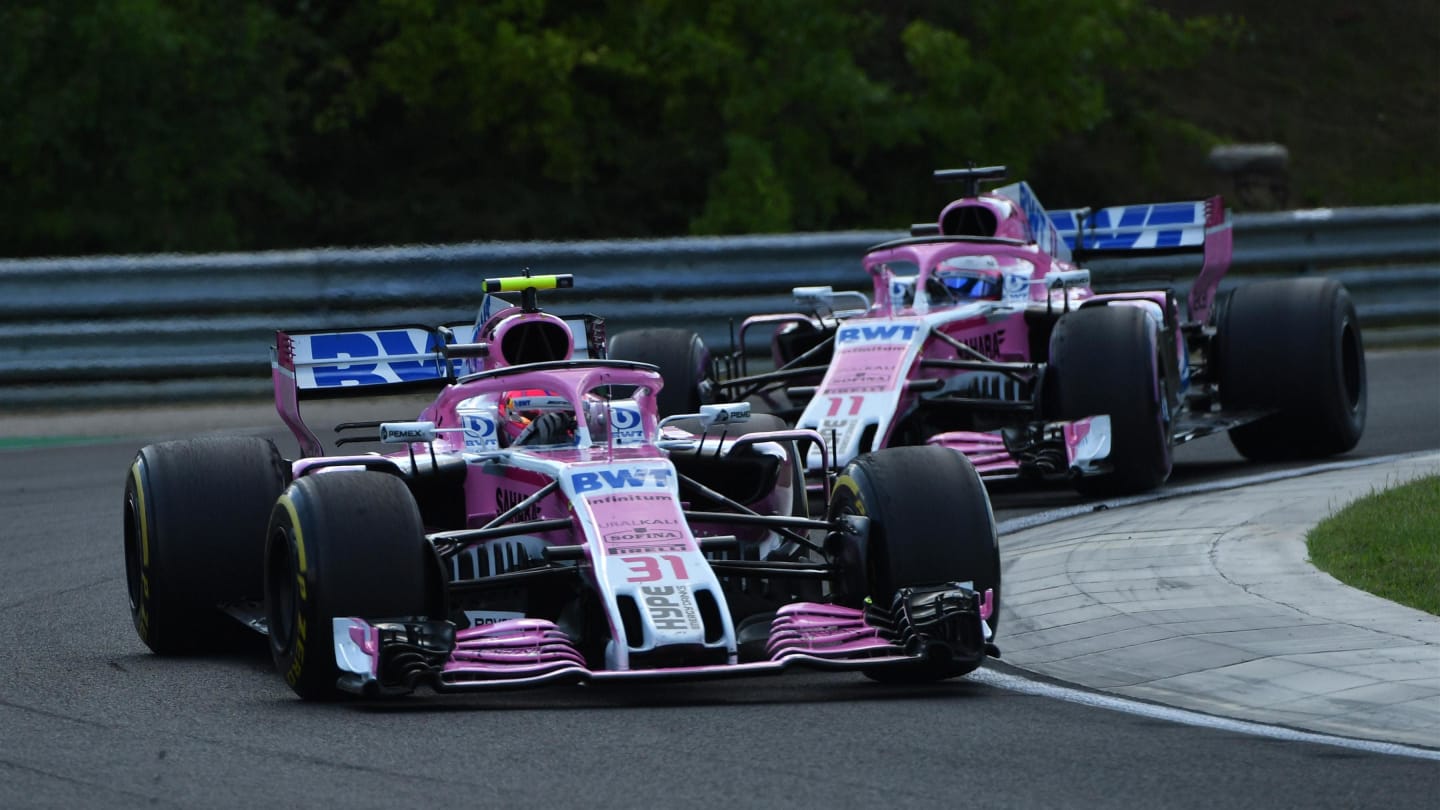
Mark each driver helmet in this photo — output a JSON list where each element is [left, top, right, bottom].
[[498, 389, 571, 444], [938, 272, 1000, 299]]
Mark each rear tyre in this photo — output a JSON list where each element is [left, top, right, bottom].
[[123, 436, 288, 654], [1217, 278, 1366, 460], [265, 472, 435, 700], [1048, 305, 1172, 496], [608, 328, 714, 416], [827, 446, 999, 682]]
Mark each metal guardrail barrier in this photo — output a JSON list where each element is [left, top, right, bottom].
[[1, 205, 1437, 407]]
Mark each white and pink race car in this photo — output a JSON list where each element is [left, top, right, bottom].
[[615, 166, 1367, 497], [123, 274, 1001, 700]]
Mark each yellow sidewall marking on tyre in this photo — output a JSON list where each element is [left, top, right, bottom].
[[276, 494, 307, 577], [129, 461, 152, 640], [275, 492, 309, 686], [834, 474, 865, 516], [129, 462, 150, 566]]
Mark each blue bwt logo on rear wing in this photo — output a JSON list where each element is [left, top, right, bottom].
[[1050, 201, 1218, 253], [274, 317, 596, 393], [276, 326, 463, 391]]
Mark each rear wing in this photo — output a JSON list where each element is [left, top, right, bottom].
[[272, 314, 603, 396], [1049, 198, 1227, 255], [273, 325, 459, 395], [271, 324, 460, 457], [271, 313, 602, 456], [1049, 196, 1234, 325]]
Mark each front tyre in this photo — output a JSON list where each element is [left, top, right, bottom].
[[827, 446, 999, 682], [123, 436, 288, 654], [1217, 278, 1366, 460], [265, 472, 436, 700], [1048, 304, 1173, 497]]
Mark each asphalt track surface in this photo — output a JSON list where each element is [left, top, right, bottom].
[[1, 349, 1437, 809]]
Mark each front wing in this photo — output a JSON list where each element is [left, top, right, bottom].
[[928, 415, 1113, 480], [330, 585, 995, 696]]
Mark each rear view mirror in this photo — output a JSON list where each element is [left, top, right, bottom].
[[379, 421, 437, 444], [698, 402, 751, 430]]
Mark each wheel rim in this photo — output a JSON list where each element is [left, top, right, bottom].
[[1340, 319, 1363, 412], [266, 527, 298, 654], [828, 485, 873, 604], [123, 493, 144, 613], [1157, 357, 1174, 464]]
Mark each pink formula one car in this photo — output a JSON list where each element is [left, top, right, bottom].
[[615, 166, 1366, 497], [123, 274, 1001, 700]]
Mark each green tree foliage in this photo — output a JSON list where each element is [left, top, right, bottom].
[[0, 0, 298, 255], [0, 0, 1227, 255], [892, 0, 1225, 174]]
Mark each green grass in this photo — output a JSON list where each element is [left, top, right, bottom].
[[1307, 475, 1440, 616]]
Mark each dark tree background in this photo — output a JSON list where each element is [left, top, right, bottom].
[[0, 0, 1433, 257]]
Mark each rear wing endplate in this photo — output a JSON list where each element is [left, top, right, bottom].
[[993, 181, 1072, 263]]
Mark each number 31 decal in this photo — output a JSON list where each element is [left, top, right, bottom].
[[623, 555, 690, 582]]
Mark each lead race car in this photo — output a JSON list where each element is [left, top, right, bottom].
[[615, 166, 1366, 497], [123, 274, 1001, 700]]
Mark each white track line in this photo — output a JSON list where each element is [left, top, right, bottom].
[[972, 667, 1440, 761]]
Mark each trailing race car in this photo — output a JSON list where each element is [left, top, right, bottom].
[[612, 166, 1367, 497], [123, 274, 1001, 700]]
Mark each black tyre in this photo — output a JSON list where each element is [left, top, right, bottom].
[[827, 446, 999, 681], [123, 436, 289, 654], [265, 471, 435, 700], [608, 328, 714, 416], [1048, 305, 1172, 496], [1217, 278, 1366, 460]]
